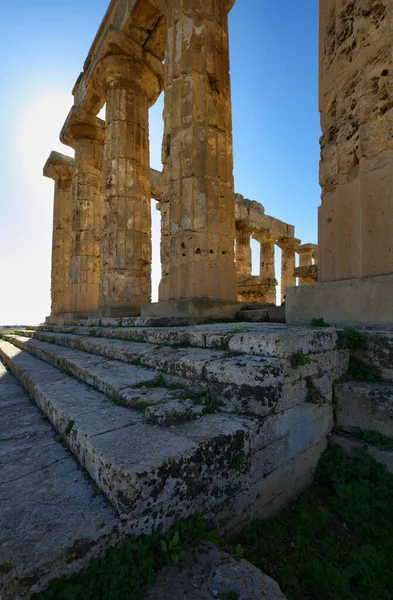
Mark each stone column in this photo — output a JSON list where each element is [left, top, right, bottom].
[[157, 0, 238, 314], [277, 238, 301, 304], [319, 0, 393, 283], [43, 152, 74, 320], [60, 106, 105, 319], [92, 50, 163, 317], [236, 225, 252, 279], [296, 243, 318, 286], [255, 232, 277, 303]]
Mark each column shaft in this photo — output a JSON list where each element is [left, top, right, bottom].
[[60, 106, 105, 318], [43, 152, 74, 317], [70, 138, 104, 314], [277, 238, 300, 304], [236, 227, 252, 279], [100, 82, 151, 312], [159, 0, 237, 302], [259, 234, 276, 303]]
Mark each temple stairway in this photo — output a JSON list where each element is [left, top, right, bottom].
[[1, 321, 392, 596]]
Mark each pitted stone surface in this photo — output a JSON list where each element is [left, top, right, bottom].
[[0, 363, 121, 600], [145, 399, 205, 426], [335, 381, 393, 437], [145, 542, 287, 600]]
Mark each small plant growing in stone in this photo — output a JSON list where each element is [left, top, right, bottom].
[[135, 374, 166, 389], [347, 357, 382, 382], [138, 400, 154, 413], [65, 419, 75, 436], [305, 377, 326, 405], [337, 327, 368, 350], [203, 396, 222, 414], [290, 350, 311, 369], [110, 390, 125, 406], [230, 455, 251, 473], [310, 317, 329, 328], [352, 428, 393, 451]]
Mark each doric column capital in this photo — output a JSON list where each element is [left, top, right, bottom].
[[43, 151, 74, 181], [276, 237, 301, 251], [92, 28, 164, 107], [60, 106, 105, 149], [296, 243, 318, 257], [253, 231, 277, 244]]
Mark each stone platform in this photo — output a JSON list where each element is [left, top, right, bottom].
[[0, 321, 373, 596]]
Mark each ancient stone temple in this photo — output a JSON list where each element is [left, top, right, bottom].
[[288, 0, 393, 326], [43, 0, 304, 324]]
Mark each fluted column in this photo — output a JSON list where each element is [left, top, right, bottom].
[[91, 50, 162, 317], [159, 0, 237, 305], [236, 225, 252, 279], [43, 152, 74, 319], [277, 238, 301, 304], [255, 232, 277, 304], [61, 106, 105, 318]]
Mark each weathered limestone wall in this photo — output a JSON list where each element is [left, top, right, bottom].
[[43, 152, 74, 318], [159, 0, 237, 303], [61, 107, 105, 318], [319, 0, 393, 282]]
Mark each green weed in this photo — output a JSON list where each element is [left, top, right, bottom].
[[289, 351, 311, 369]]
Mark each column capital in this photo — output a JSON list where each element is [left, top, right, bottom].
[[253, 231, 277, 244], [296, 243, 318, 256], [43, 151, 74, 181], [276, 237, 301, 251], [92, 28, 164, 107], [60, 106, 105, 149]]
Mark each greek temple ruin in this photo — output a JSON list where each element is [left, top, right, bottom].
[[43, 0, 321, 325], [2, 2, 393, 596]]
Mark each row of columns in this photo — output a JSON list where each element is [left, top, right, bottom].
[[45, 32, 163, 321], [235, 226, 302, 304]]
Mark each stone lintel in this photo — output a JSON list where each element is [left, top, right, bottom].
[[286, 273, 393, 327], [43, 152, 74, 180], [60, 106, 105, 149], [141, 299, 241, 320]]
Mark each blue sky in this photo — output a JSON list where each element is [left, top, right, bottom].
[[0, 0, 320, 325]]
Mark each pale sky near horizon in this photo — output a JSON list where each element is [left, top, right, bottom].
[[0, 0, 320, 325]]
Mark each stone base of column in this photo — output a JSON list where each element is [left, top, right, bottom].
[[89, 306, 142, 319], [45, 312, 89, 325], [286, 274, 393, 327], [141, 298, 240, 320]]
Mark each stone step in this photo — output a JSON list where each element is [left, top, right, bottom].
[[335, 381, 393, 437], [355, 330, 393, 382], [238, 306, 285, 323], [2, 331, 348, 418], [0, 360, 122, 599], [0, 339, 258, 533], [329, 433, 393, 474], [1, 333, 205, 411], [18, 322, 340, 357]]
